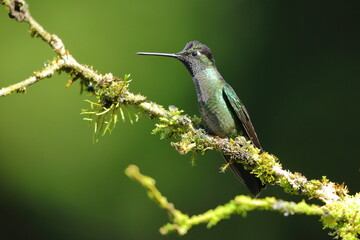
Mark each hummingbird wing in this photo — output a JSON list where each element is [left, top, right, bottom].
[[223, 84, 265, 197], [223, 84, 262, 149]]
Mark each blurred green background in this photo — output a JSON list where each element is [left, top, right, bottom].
[[1, 0, 359, 239]]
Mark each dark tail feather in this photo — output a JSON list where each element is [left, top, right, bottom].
[[223, 154, 265, 197]]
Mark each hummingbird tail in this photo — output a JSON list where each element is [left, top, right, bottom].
[[223, 154, 265, 197]]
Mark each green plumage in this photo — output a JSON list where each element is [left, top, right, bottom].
[[137, 41, 265, 196]]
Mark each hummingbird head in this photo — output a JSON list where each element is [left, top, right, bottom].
[[137, 41, 216, 76]]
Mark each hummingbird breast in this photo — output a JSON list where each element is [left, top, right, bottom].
[[193, 68, 241, 138]]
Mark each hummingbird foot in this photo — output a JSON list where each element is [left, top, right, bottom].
[[220, 161, 234, 173]]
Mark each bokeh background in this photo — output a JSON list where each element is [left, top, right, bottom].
[[0, 0, 359, 239]]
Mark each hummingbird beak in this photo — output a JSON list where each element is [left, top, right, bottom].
[[136, 52, 179, 58]]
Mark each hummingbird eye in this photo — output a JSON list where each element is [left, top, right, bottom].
[[191, 51, 198, 57]]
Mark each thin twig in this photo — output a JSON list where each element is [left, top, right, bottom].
[[125, 165, 325, 235]]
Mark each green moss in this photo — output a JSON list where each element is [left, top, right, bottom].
[[80, 74, 135, 141], [321, 194, 360, 239]]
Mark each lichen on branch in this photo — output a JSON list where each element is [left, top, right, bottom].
[[1, 1, 359, 239], [125, 165, 326, 235]]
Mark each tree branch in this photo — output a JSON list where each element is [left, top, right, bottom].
[[1, 1, 359, 239], [125, 165, 325, 235]]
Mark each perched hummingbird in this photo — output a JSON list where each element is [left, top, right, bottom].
[[137, 41, 265, 196]]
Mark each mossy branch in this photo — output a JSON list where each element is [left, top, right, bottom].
[[125, 165, 325, 235], [1, 1, 359, 239]]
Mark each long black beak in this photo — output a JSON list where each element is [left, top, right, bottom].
[[136, 52, 179, 58]]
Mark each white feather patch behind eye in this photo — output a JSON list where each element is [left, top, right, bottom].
[[197, 51, 201, 55]]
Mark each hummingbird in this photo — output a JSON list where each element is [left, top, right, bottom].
[[137, 41, 265, 197]]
